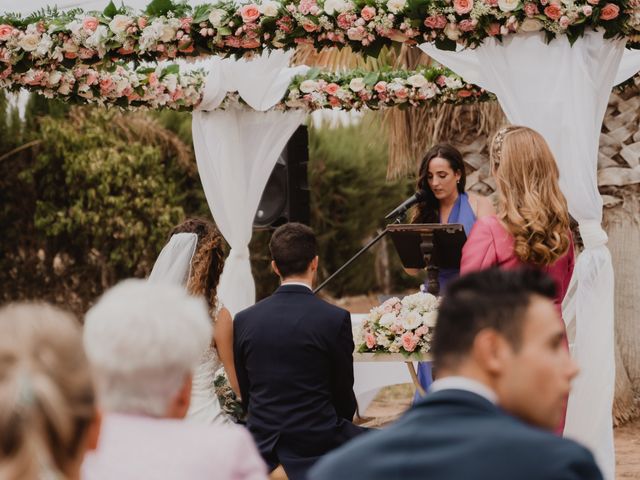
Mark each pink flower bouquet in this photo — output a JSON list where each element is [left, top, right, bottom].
[[356, 292, 439, 357]]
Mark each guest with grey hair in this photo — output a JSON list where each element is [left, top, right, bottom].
[[81, 279, 267, 480]]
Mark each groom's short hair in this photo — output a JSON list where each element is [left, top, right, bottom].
[[433, 268, 556, 370], [270, 222, 317, 278]]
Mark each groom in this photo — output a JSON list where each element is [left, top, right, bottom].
[[234, 223, 366, 480]]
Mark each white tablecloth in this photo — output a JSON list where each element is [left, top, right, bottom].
[[351, 314, 414, 413]]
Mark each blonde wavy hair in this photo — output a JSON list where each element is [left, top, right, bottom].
[[170, 218, 226, 316], [490, 126, 571, 266], [0, 303, 96, 480]]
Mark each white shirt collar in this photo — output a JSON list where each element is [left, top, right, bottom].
[[429, 376, 498, 405], [281, 281, 312, 291]]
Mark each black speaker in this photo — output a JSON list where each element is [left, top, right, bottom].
[[253, 126, 310, 229]]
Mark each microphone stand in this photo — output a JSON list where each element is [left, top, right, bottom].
[[313, 212, 405, 295]]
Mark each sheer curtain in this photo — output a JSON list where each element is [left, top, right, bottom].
[[192, 51, 306, 316], [420, 31, 640, 479]]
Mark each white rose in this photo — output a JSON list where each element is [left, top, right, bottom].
[[498, 0, 520, 12], [18, 33, 40, 52], [386, 0, 407, 14], [379, 312, 396, 327], [109, 15, 133, 35], [48, 71, 62, 85], [444, 76, 463, 89], [420, 84, 438, 99], [164, 74, 178, 92], [444, 23, 461, 41], [208, 8, 227, 27], [85, 25, 108, 49], [421, 311, 438, 328], [160, 25, 176, 43], [520, 18, 543, 32], [260, 1, 280, 17], [402, 311, 422, 330], [35, 34, 53, 57], [323, 0, 348, 15], [349, 77, 365, 92], [407, 74, 428, 88], [376, 334, 391, 348], [299, 79, 319, 93]]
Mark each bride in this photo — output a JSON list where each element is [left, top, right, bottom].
[[149, 218, 240, 425]]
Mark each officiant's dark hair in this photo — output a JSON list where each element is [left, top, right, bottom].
[[432, 268, 556, 370], [413, 143, 466, 224], [270, 223, 317, 278]]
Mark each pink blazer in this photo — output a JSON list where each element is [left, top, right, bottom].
[[461, 216, 575, 307], [82, 414, 268, 480]]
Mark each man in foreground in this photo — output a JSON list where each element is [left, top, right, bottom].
[[234, 223, 366, 480], [309, 268, 602, 480]]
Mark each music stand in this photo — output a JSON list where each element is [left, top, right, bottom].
[[387, 223, 467, 295]]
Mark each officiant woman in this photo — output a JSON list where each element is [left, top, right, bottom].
[[407, 143, 494, 394]]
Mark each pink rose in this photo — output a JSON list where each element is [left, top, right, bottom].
[[435, 75, 447, 87], [586, 0, 599, 4], [459, 19, 476, 31], [276, 16, 294, 33], [600, 3, 620, 20], [361, 6, 377, 21], [324, 82, 340, 95], [365, 333, 376, 349], [415, 326, 428, 337], [486, 22, 500, 35], [82, 16, 99, 31], [138, 17, 148, 29], [374, 81, 387, 93], [240, 4, 261, 23], [544, 4, 562, 20], [99, 77, 114, 94], [582, 5, 593, 15], [329, 96, 341, 107], [298, 0, 317, 15], [181, 17, 192, 31], [302, 20, 319, 32], [524, 2, 539, 16], [395, 87, 408, 99], [86, 72, 98, 85], [453, 0, 473, 15], [225, 36, 242, 48], [401, 332, 418, 352], [148, 72, 159, 87], [337, 12, 357, 29], [424, 15, 447, 29], [458, 89, 472, 97], [483, 0, 499, 6], [347, 26, 366, 41], [241, 37, 261, 48], [558, 15, 570, 28], [78, 48, 95, 60], [0, 25, 16, 41]]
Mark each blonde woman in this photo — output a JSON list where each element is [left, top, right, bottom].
[[0, 303, 100, 480], [460, 126, 575, 432]]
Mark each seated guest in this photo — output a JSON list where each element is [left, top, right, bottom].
[[0, 303, 100, 480], [81, 280, 267, 480], [309, 268, 602, 480], [234, 223, 366, 480]]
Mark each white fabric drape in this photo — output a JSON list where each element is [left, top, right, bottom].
[[148, 233, 198, 286], [420, 31, 640, 479], [192, 51, 306, 316]]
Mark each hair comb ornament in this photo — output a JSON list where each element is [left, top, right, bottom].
[[491, 127, 510, 165]]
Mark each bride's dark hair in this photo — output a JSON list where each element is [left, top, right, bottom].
[[170, 218, 225, 316]]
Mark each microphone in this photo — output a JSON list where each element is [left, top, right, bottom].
[[384, 190, 429, 220]]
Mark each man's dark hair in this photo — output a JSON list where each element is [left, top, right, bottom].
[[269, 223, 317, 278], [432, 268, 557, 369]]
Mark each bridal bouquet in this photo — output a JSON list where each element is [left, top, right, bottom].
[[356, 292, 439, 357]]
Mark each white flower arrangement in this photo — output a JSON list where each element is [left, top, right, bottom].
[[356, 292, 440, 357]]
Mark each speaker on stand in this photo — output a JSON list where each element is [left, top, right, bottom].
[[253, 126, 310, 229]]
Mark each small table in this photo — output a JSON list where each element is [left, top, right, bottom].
[[354, 352, 432, 397]]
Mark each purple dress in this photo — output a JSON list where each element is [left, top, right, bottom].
[[415, 193, 476, 398]]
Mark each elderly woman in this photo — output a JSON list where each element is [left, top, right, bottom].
[[81, 279, 267, 480]]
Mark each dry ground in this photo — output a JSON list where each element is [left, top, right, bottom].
[[269, 294, 640, 479]]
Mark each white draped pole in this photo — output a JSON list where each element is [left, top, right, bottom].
[[192, 51, 306, 316], [420, 31, 640, 480]]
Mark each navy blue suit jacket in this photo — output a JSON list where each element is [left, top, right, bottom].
[[234, 284, 363, 470], [309, 389, 603, 480]]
